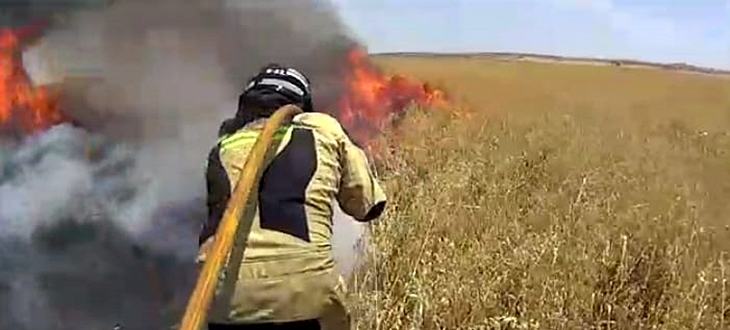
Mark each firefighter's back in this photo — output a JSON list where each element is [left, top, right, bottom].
[[208, 111, 355, 326]]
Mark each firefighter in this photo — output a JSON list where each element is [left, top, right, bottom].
[[198, 64, 387, 330]]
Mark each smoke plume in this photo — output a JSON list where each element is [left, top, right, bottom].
[[0, 0, 367, 329]]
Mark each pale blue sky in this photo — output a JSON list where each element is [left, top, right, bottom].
[[331, 0, 730, 69]]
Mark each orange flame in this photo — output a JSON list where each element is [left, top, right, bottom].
[[0, 28, 64, 136], [333, 47, 448, 145]]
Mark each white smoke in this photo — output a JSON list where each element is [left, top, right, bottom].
[[0, 0, 369, 328], [0, 124, 200, 330], [332, 206, 366, 278], [1, 125, 97, 239]]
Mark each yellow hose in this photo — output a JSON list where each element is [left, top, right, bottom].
[[177, 104, 304, 330]]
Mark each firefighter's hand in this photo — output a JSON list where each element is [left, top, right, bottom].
[[196, 236, 215, 264]]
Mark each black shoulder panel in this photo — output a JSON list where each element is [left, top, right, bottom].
[[257, 128, 317, 242]]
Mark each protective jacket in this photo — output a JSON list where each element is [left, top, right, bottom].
[[199, 111, 386, 327]]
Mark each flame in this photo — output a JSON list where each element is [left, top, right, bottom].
[[332, 47, 448, 146], [0, 27, 64, 136]]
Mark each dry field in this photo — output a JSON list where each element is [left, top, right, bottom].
[[348, 55, 730, 330]]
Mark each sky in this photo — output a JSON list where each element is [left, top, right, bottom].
[[331, 0, 730, 70]]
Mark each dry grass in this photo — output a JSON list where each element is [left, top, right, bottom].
[[347, 56, 730, 330]]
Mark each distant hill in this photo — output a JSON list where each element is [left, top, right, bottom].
[[373, 52, 730, 77]]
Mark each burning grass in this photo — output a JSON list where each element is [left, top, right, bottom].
[[348, 56, 730, 329]]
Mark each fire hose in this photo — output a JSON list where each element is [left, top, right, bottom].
[[177, 104, 303, 330]]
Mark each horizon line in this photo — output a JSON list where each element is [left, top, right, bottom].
[[370, 51, 730, 75]]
